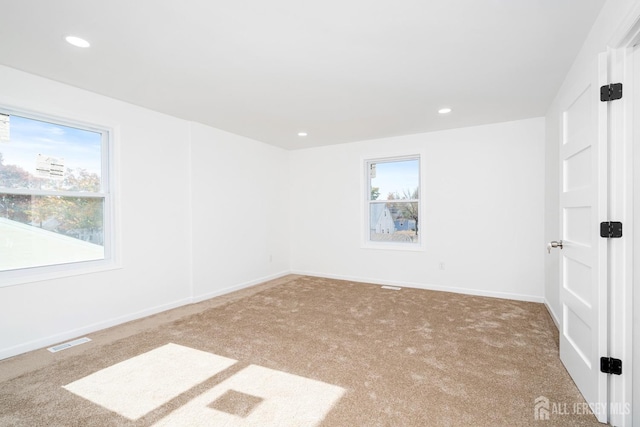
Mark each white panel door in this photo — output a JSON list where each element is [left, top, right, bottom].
[[558, 53, 608, 423]]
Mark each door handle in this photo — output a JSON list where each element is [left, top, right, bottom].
[[547, 240, 563, 254]]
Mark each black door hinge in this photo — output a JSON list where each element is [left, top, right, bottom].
[[600, 357, 622, 375], [600, 221, 623, 238], [600, 83, 623, 102]]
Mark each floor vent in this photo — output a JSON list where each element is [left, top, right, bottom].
[[48, 337, 92, 353], [381, 285, 402, 291]]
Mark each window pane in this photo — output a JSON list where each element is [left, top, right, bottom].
[[0, 194, 104, 271], [369, 201, 419, 243], [370, 159, 419, 201], [0, 115, 102, 191]]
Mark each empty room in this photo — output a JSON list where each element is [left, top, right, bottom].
[[1, 0, 640, 426]]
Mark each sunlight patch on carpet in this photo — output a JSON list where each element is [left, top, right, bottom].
[[208, 389, 264, 418], [63, 343, 237, 420], [152, 364, 346, 427]]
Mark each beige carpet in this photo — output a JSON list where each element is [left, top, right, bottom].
[[0, 275, 601, 426]]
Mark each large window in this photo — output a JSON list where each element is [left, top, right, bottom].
[[364, 155, 422, 249], [0, 110, 112, 276]]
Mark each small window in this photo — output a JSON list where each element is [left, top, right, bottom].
[[0, 110, 113, 276], [365, 155, 421, 248]]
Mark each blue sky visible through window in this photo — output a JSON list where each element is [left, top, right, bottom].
[[371, 159, 419, 200], [1, 115, 102, 177]]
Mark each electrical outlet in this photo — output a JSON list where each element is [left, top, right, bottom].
[[439, 262, 445, 270]]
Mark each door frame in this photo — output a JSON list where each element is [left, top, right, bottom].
[[632, 43, 640, 427], [606, 7, 640, 426]]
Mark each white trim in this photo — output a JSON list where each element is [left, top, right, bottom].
[[607, 45, 631, 427], [0, 296, 192, 361], [0, 267, 544, 360], [605, 12, 640, 425], [360, 240, 425, 252], [191, 270, 290, 303], [0, 259, 122, 288], [608, 2, 640, 48], [632, 41, 640, 427], [544, 299, 560, 330], [0, 270, 291, 360], [596, 50, 610, 425], [0, 188, 105, 198], [361, 152, 426, 252], [292, 270, 544, 303], [107, 122, 122, 271], [0, 105, 122, 287], [187, 122, 195, 299], [0, 105, 112, 136]]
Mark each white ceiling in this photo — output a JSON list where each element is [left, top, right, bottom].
[[0, 0, 605, 150]]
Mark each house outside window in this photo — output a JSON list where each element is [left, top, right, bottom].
[[364, 154, 423, 250], [0, 109, 115, 283]]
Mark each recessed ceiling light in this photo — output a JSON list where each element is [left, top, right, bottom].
[[438, 108, 452, 114], [65, 36, 91, 48], [298, 132, 308, 137]]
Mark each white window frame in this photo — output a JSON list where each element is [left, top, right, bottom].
[[362, 153, 426, 251], [0, 106, 120, 287]]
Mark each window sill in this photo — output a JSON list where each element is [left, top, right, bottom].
[[361, 241, 426, 252], [0, 259, 122, 288]]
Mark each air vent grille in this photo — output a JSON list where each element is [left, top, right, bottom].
[[48, 337, 91, 353]]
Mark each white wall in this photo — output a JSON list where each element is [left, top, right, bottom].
[[0, 65, 191, 359], [0, 66, 290, 359], [190, 123, 290, 301], [290, 118, 545, 301]]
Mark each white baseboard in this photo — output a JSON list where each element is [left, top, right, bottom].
[[1, 269, 542, 361], [292, 270, 545, 303], [543, 299, 560, 330], [0, 270, 291, 361], [0, 297, 192, 361], [190, 270, 291, 303]]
